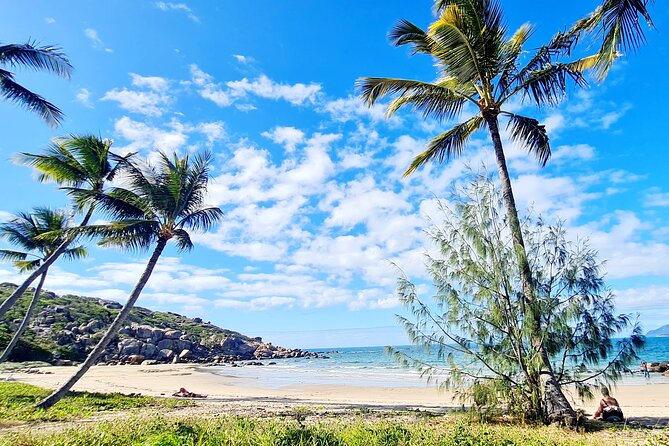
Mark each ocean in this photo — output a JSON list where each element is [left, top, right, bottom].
[[209, 337, 669, 388]]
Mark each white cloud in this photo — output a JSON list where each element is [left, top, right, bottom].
[[189, 65, 321, 109], [551, 144, 595, 164], [155, 1, 199, 22], [233, 54, 254, 64], [323, 96, 395, 124], [261, 126, 305, 153], [84, 28, 113, 53], [102, 73, 171, 116], [130, 73, 169, 91], [227, 75, 321, 106], [45, 17, 56, 24], [75, 88, 93, 108], [113, 116, 188, 153], [197, 121, 226, 146], [645, 189, 669, 207], [189, 64, 233, 107]]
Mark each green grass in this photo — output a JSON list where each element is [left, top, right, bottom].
[[0, 383, 666, 445], [2, 415, 667, 446], [0, 382, 189, 423]]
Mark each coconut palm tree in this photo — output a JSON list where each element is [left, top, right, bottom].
[[35, 151, 223, 409], [360, 4, 576, 423], [0, 208, 86, 363], [0, 136, 131, 321], [358, 0, 655, 423], [0, 41, 72, 127]]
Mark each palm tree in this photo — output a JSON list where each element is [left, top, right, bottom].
[[0, 208, 86, 363], [35, 151, 223, 409], [0, 136, 131, 321], [0, 41, 72, 127], [358, 0, 653, 423]]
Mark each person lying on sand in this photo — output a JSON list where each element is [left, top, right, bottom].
[[172, 387, 207, 398], [593, 387, 624, 422]]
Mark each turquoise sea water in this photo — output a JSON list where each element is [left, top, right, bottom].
[[209, 337, 669, 388]]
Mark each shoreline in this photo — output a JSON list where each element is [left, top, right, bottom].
[[3, 363, 669, 423]]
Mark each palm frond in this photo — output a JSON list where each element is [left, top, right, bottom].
[[0, 249, 29, 263], [14, 259, 41, 272], [173, 229, 194, 252], [0, 71, 63, 127], [389, 19, 432, 54], [503, 113, 551, 166], [427, 6, 484, 85], [496, 23, 534, 98], [506, 55, 598, 107], [0, 42, 72, 78], [569, 0, 654, 80], [358, 77, 474, 112], [404, 115, 484, 177], [177, 207, 224, 232], [62, 245, 87, 261]]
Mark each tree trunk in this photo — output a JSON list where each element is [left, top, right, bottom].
[[0, 271, 47, 363], [0, 207, 95, 320], [484, 114, 576, 424], [35, 238, 168, 410]]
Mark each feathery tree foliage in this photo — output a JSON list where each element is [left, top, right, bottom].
[[36, 151, 224, 409], [0, 208, 86, 363], [0, 42, 72, 127], [0, 136, 131, 322], [359, 0, 653, 424], [394, 177, 643, 421]]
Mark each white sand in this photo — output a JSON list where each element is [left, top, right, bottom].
[[5, 363, 669, 423]]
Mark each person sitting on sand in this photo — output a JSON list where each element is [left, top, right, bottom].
[[172, 387, 207, 398], [593, 387, 624, 422]]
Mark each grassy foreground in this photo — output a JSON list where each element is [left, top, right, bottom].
[[3, 415, 669, 446], [0, 382, 667, 446], [0, 382, 188, 423]]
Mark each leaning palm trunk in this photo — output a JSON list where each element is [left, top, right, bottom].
[[0, 271, 47, 363], [485, 115, 576, 423], [35, 238, 167, 409], [0, 207, 93, 320]]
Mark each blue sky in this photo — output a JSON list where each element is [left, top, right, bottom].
[[0, 1, 667, 348]]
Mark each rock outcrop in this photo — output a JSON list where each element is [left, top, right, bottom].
[[0, 283, 317, 365], [94, 324, 316, 365]]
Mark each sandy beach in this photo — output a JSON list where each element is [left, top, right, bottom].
[[4, 363, 669, 424]]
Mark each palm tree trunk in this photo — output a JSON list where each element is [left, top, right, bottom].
[[35, 238, 168, 410], [0, 206, 94, 320], [484, 114, 575, 424], [0, 271, 47, 363]]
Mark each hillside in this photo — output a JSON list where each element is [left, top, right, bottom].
[[0, 283, 312, 364], [647, 324, 669, 337]]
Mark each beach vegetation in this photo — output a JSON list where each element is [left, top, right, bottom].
[[1, 410, 664, 446], [359, 0, 653, 424], [392, 176, 643, 423], [35, 151, 223, 409], [0, 41, 72, 127], [0, 208, 86, 363], [0, 382, 187, 423]]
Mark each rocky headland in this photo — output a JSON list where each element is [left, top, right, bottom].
[[0, 283, 316, 366]]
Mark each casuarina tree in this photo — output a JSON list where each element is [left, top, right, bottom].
[[0, 208, 86, 363], [36, 151, 223, 409], [0, 136, 131, 321], [393, 176, 644, 422]]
